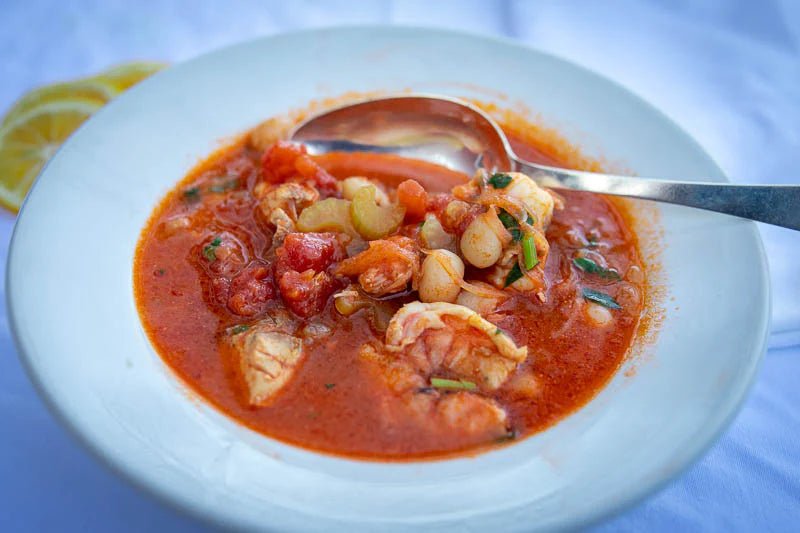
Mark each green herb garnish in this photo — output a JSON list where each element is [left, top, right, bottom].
[[526, 214, 535, 225], [497, 209, 522, 241], [154, 268, 166, 277], [504, 263, 524, 287], [202, 236, 222, 262], [521, 234, 539, 270], [230, 324, 250, 335], [324, 383, 336, 390], [494, 328, 502, 335], [430, 377, 477, 391], [573, 257, 621, 280], [497, 209, 517, 228], [183, 187, 200, 201], [488, 172, 513, 189], [495, 429, 518, 444], [581, 288, 622, 309]]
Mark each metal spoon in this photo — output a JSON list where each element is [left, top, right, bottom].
[[291, 94, 800, 231]]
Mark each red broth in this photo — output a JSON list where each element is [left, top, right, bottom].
[[134, 111, 645, 460]]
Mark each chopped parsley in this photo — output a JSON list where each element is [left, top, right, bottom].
[[183, 187, 201, 202], [497, 208, 535, 242], [573, 257, 621, 280], [154, 268, 166, 277], [504, 263, 524, 287], [521, 233, 539, 270], [430, 377, 477, 391], [488, 172, 513, 189], [202, 236, 222, 262], [324, 383, 336, 390], [230, 324, 250, 335], [497, 208, 522, 241], [494, 328, 503, 335], [582, 288, 622, 310], [497, 209, 517, 228]]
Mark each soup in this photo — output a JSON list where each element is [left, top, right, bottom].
[[134, 102, 645, 459]]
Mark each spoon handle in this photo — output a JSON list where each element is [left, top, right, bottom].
[[515, 159, 800, 231]]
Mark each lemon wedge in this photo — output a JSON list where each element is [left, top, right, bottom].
[[93, 61, 167, 93], [0, 61, 166, 212], [2, 78, 113, 127], [0, 100, 101, 212]]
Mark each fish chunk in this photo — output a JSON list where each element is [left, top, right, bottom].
[[232, 324, 303, 406]]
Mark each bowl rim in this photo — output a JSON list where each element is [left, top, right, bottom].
[[5, 24, 771, 531]]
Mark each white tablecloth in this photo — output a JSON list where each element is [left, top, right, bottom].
[[1, 1, 798, 530]]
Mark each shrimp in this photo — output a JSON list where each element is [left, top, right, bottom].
[[385, 301, 527, 389], [335, 235, 420, 296], [360, 343, 509, 438]]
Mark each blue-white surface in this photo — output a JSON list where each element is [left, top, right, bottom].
[[1, 1, 798, 531]]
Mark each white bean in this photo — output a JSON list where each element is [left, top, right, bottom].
[[419, 250, 464, 303], [585, 302, 613, 327], [456, 282, 505, 315], [460, 212, 504, 268], [420, 214, 456, 251]]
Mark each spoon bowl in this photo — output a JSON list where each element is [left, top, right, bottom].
[[292, 94, 800, 231], [292, 94, 512, 173]]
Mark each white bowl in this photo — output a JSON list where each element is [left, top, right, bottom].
[[6, 27, 770, 531]]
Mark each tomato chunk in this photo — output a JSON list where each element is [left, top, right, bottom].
[[397, 179, 428, 221], [261, 141, 339, 196], [275, 232, 343, 276], [278, 269, 338, 318], [295, 153, 339, 197], [226, 261, 275, 316], [261, 141, 306, 184]]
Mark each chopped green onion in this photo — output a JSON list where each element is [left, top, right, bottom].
[[488, 173, 513, 189], [494, 328, 502, 335], [521, 234, 538, 270], [183, 187, 200, 201], [430, 377, 477, 391], [504, 263, 524, 287], [526, 214, 535, 225], [573, 257, 621, 280], [582, 288, 622, 309], [202, 236, 222, 262], [324, 383, 336, 390], [230, 324, 250, 335]]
